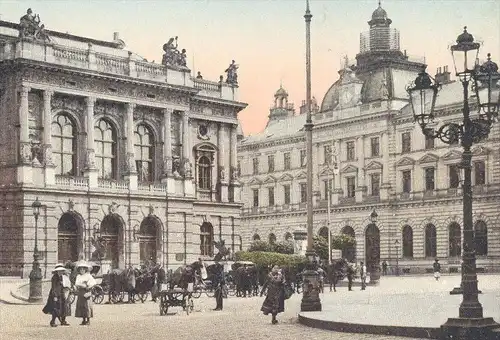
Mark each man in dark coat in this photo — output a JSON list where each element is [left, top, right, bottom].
[[346, 263, 354, 291], [433, 258, 441, 281], [213, 262, 225, 311]]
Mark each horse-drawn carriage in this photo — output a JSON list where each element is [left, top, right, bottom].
[[158, 285, 194, 316]]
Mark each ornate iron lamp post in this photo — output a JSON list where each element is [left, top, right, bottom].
[[300, 0, 321, 312], [394, 239, 400, 276], [406, 27, 500, 339], [368, 209, 381, 284], [28, 197, 42, 302]]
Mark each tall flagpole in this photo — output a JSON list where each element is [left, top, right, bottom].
[[301, 0, 321, 312]]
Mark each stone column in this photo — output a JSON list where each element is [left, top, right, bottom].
[[182, 111, 194, 196], [125, 103, 137, 190], [380, 132, 390, 200], [355, 136, 366, 202], [43, 90, 55, 185], [217, 124, 228, 202], [83, 97, 98, 188], [229, 124, 241, 202], [332, 139, 342, 205], [162, 108, 173, 178], [17, 86, 32, 184]]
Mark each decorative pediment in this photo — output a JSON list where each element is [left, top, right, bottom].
[[341, 164, 358, 174], [396, 157, 415, 167], [441, 150, 462, 161], [319, 167, 334, 177], [472, 146, 490, 157], [247, 178, 262, 186], [418, 153, 439, 165], [279, 173, 294, 182], [365, 161, 383, 171], [295, 171, 307, 179], [263, 176, 277, 184]]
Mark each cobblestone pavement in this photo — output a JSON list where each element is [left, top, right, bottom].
[[1, 289, 427, 340]]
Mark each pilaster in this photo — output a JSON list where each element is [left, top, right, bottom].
[[380, 132, 390, 199], [124, 103, 137, 190], [161, 108, 173, 180], [18, 86, 32, 184], [43, 90, 55, 186], [218, 124, 228, 202], [229, 124, 240, 202], [83, 97, 98, 188]]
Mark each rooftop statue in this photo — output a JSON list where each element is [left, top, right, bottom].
[[19, 8, 50, 42], [225, 60, 239, 85], [161, 36, 187, 68]]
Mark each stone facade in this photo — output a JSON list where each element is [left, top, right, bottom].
[[238, 4, 500, 274], [0, 14, 246, 277]]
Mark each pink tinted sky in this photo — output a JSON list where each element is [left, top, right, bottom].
[[1, 0, 498, 135]]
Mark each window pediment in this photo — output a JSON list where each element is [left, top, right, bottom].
[[247, 178, 262, 186], [263, 176, 277, 184], [319, 167, 334, 176], [396, 157, 415, 167], [418, 153, 439, 165], [341, 164, 358, 174], [296, 171, 307, 179], [472, 146, 490, 157], [442, 150, 462, 162], [279, 173, 293, 182], [365, 161, 383, 171]]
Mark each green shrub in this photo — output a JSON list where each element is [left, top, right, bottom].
[[235, 251, 307, 268], [248, 240, 271, 252], [313, 234, 356, 260]]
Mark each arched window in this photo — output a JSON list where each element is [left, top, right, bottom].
[[474, 220, 488, 256], [52, 114, 76, 176], [284, 232, 293, 241], [425, 224, 437, 258], [57, 213, 80, 263], [134, 124, 155, 182], [100, 214, 123, 269], [253, 234, 261, 241], [402, 225, 413, 258], [449, 223, 461, 257], [198, 156, 212, 190], [268, 233, 276, 244], [318, 227, 329, 239], [139, 216, 160, 264], [94, 119, 117, 179], [200, 222, 213, 256]]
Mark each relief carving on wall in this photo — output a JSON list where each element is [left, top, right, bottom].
[[51, 95, 84, 115], [94, 101, 123, 121]]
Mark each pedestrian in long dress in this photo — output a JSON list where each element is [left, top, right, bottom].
[[74, 261, 96, 326], [42, 263, 72, 327], [433, 258, 441, 281], [260, 265, 285, 324]]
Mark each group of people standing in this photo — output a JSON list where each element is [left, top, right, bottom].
[[42, 261, 96, 327]]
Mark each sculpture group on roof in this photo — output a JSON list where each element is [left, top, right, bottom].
[[225, 60, 239, 85], [19, 8, 50, 42], [161, 36, 187, 68]]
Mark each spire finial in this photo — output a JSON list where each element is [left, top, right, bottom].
[[306, 0, 310, 12], [378, 0, 381, 7]]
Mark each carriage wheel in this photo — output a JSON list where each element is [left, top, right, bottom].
[[159, 298, 169, 316], [138, 292, 148, 303], [191, 288, 201, 299], [227, 285, 236, 297], [205, 288, 215, 298], [93, 292, 105, 304]]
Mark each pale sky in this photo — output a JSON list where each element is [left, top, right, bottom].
[[1, 0, 499, 136]]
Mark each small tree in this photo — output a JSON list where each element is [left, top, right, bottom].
[[248, 240, 272, 252], [272, 241, 294, 255], [313, 234, 356, 261]]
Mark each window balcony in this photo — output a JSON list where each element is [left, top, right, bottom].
[[137, 182, 167, 193], [55, 175, 89, 189], [98, 179, 128, 190]]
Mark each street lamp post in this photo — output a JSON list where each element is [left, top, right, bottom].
[[368, 210, 381, 284], [406, 27, 500, 339], [326, 140, 338, 266], [394, 239, 400, 276], [300, 0, 321, 312], [29, 197, 42, 302]]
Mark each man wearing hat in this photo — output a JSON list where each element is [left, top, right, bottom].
[[433, 258, 441, 281], [42, 263, 71, 326], [212, 261, 225, 311]]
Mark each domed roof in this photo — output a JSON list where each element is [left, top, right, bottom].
[[372, 5, 387, 21], [274, 86, 288, 97]]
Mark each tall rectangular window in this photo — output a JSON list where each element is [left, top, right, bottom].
[[252, 158, 259, 175], [425, 167, 435, 191], [324, 145, 332, 164], [346, 141, 355, 161], [284, 152, 291, 170], [267, 155, 275, 173], [346, 177, 356, 198], [402, 132, 411, 153], [371, 137, 380, 157], [283, 185, 291, 204], [268, 187, 275, 206], [402, 170, 412, 193], [370, 173, 380, 196], [252, 189, 259, 207], [300, 183, 307, 203], [449, 164, 460, 188], [425, 135, 435, 150], [474, 161, 486, 185], [323, 179, 333, 200], [300, 150, 306, 167]]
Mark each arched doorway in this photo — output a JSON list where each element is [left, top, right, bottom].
[[365, 224, 380, 274], [341, 226, 356, 262], [100, 214, 124, 269], [139, 216, 162, 265], [58, 212, 83, 263]]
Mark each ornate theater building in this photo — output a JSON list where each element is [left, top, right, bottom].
[[238, 3, 500, 273], [0, 9, 246, 277]]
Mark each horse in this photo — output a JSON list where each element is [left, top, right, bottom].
[[106, 266, 137, 303], [167, 262, 201, 290], [326, 258, 349, 292]]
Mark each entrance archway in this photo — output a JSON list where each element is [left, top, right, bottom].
[[341, 226, 356, 262], [139, 216, 162, 264], [365, 224, 380, 274], [100, 214, 125, 269], [58, 212, 84, 263]]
